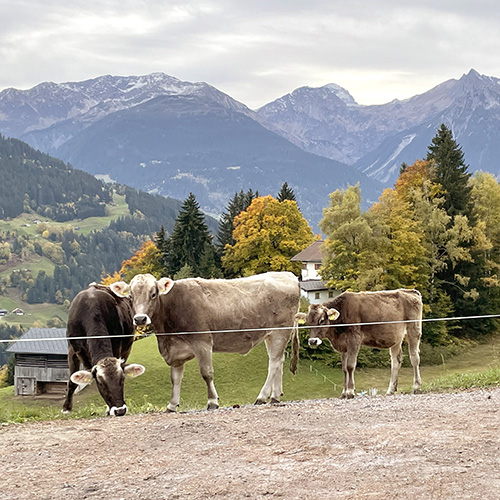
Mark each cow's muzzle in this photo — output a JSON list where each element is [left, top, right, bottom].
[[133, 314, 151, 326], [308, 337, 323, 347], [107, 404, 127, 417]]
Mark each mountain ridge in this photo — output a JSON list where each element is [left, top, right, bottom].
[[1, 69, 499, 225]]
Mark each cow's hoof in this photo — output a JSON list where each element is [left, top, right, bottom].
[[165, 404, 177, 413], [412, 388, 422, 395], [207, 403, 219, 410], [254, 399, 267, 405], [61, 409, 71, 414], [341, 393, 354, 399], [269, 398, 280, 405]]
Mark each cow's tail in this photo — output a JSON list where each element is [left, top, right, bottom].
[[290, 319, 300, 375]]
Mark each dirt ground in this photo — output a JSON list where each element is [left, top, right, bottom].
[[1, 388, 500, 500]]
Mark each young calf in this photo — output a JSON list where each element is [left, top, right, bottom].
[[295, 289, 422, 398]]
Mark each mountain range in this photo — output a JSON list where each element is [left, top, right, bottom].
[[1, 69, 499, 227]]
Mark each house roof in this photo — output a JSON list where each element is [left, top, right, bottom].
[[6, 328, 68, 355], [291, 240, 324, 262], [300, 280, 328, 292]]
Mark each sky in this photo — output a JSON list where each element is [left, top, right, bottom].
[[1, 0, 500, 109]]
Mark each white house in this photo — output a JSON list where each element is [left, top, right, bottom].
[[291, 240, 339, 304]]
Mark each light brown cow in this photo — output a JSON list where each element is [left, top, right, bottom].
[[111, 272, 301, 411], [295, 289, 422, 398]]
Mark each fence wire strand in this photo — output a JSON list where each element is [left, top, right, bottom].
[[2, 313, 500, 344]]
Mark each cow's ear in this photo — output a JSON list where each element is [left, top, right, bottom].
[[124, 364, 146, 378], [109, 281, 130, 297], [70, 370, 93, 386], [157, 277, 174, 295], [294, 312, 307, 325], [327, 308, 340, 321]]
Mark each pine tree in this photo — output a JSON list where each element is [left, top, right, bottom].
[[427, 124, 473, 220], [426, 125, 492, 337], [154, 225, 169, 275], [166, 193, 214, 278], [277, 182, 296, 202], [216, 189, 258, 250]]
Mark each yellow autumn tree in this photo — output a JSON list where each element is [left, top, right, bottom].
[[222, 195, 314, 277]]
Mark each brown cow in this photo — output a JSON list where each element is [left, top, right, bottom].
[[111, 272, 301, 411], [62, 283, 145, 416], [295, 289, 422, 398]]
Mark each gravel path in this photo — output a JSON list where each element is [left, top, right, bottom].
[[1, 388, 500, 499]]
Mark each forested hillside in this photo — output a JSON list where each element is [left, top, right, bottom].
[[0, 134, 203, 334]]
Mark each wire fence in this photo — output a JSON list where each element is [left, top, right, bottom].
[[2, 313, 500, 344]]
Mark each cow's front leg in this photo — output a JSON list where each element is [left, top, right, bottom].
[[167, 364, 185, 412], [340, 350, 358, 399], [62, 350, 81, 413]]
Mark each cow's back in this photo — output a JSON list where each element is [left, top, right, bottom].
[[67, 286, 134, 364], [332, 289, 421, 324], [156, 272, 299, 353]]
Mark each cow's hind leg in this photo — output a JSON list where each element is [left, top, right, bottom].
[[192, 346, 219, 410], [407, 325, 422, 394], [255, 331, 289, 405], [62, 349, 80, 413], [387, 343, 403, 395], [167, 364, 185, 412]]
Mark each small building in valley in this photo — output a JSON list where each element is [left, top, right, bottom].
[[291, 240, 339, 304], [6, 328, 68, 396]]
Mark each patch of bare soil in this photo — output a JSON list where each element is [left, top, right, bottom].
[[1, 388, 500, 500]]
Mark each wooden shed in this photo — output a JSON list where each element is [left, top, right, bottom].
[[6, 328, 68, 396]]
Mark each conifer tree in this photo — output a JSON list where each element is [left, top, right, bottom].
[[166, 193, 214, 278], [277, 182, 296, 202], [216, 189, 258, 251], [426, 126, 492, 336], [154, 225, 169, 275], [427, 124, 473, 220]]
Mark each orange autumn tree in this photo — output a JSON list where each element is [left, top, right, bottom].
[[101, 240, 163, 284]]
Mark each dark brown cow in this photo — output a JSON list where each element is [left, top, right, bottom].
[[295, 289, 422, 398], [62, 284, 145, 416], [111, 272, 301, 412]]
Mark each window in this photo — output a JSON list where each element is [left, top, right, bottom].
[[314, 264, 321, 270], [328, 291, 334, 298], [314, 292, 320, 300]]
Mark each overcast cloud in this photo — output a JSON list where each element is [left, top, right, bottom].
[[1, 0, 499, 108]]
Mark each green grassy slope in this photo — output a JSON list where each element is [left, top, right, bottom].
[[2, 334, 500, 423]]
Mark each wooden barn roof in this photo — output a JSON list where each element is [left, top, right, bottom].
[[6, 328, 67, 356]]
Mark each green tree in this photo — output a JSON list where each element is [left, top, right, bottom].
[[166, 193, 215, 278], [222, 195, 314, 276], [277, 182, 296, 202], [320, 185, 379, 291], [426, 125, 493, 336], [154, 225, 169, 275], [427, 124, 473, 220], [216, 189, 258, 249]]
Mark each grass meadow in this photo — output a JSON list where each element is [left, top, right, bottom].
[[2, 333, 500, 424]]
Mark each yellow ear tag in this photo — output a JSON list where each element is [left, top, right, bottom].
[[329, 314, 337, 321], [298, 318, 306, 325]]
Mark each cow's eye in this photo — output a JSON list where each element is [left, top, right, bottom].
[[151, 291, 157, 299], [318, 317, 324, 325]]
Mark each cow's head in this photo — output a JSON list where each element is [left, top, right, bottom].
[[297, 304, 340, 347], [110, 274, 174, 327], [70, 357, 145, 416]]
